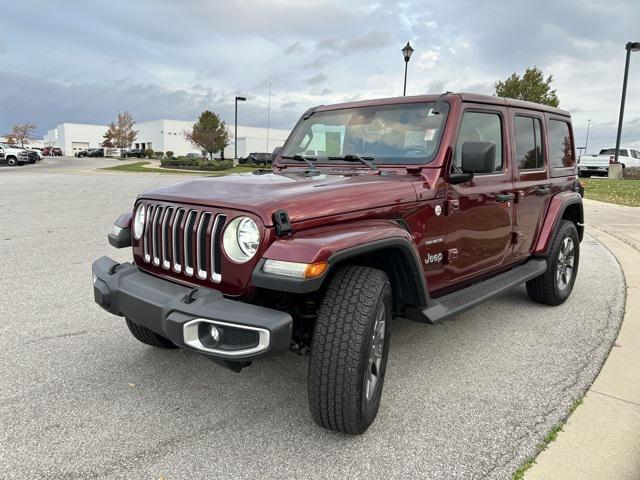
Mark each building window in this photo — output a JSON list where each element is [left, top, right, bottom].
[[514, 116, 544, 170]]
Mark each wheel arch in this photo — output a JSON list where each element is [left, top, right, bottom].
[[534, 191, 584, 256]]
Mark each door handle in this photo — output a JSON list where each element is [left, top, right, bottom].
[[535, 185, 551, 195], [496, 193, 515, 203]]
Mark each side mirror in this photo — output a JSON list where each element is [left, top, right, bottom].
[[271, 146, 282, 162], [461, 141, 496, 174]]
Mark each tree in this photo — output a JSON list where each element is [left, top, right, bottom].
[[5, 123, 37, 147], [103, 112, 137, 148], [495, 67, 559, 107], [184, 110, 230, 160]]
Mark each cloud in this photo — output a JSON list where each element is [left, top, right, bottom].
[[306, 73, 328, 85]]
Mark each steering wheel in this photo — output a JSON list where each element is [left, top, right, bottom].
[[400, 146, 430, 156]]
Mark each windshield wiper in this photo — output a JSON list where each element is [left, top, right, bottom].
[[327, 154, 378, 170], [280, 154, 318, 170]]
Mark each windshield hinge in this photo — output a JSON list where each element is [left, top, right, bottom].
[[273, 209, 293, 236]]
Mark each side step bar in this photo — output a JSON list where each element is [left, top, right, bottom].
[[414, 259, 547, 324]]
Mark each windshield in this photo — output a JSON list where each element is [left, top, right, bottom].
[[280, 102, 449, 165]]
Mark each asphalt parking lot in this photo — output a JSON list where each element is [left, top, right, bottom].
[[0, 158, 626, 479]]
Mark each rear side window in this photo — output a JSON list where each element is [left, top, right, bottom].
[[632, 150, 640, 159], [514, 116, 544, 170], [548, 120, 574, 168], [454, 111, 503, 172]]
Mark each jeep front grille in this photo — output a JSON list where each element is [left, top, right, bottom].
[[141, 204, 226, 283]]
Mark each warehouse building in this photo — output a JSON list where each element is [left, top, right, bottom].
[[43, 120, 290, 158]]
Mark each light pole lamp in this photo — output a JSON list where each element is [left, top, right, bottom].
[[614, 42, 640, 164], [402, 41, 414, 96], [235, 96, 246, 159]]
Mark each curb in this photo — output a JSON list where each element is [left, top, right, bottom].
[[525, 221, 640, 479]]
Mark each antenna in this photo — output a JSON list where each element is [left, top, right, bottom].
[[266, 82, 271, 152]]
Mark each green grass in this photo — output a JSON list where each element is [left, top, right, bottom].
[[582, 178, 640, 207], [100, 161, 258, 176], [511, 398, 584, 479]]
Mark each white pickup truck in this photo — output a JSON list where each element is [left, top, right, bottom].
[[578, 147, 640, 177], [0, 143, 30, 166]]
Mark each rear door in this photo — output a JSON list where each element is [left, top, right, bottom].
[[510, 109, 551, 257], [444, 104, 515, 285]]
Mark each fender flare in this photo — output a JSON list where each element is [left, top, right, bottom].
[[251, 223, 430, 308], [533, 191, 584, 256]]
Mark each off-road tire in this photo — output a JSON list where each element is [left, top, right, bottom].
[[526, 220, 580, 306], [125, 318, 177, 348], [308, 265, 392, 435], [7, 157, 17, 166]]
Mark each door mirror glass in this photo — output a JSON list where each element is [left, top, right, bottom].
[[272, 146, 282, 161], [461, 141, 496, 174]]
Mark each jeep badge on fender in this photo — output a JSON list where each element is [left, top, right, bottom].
[[93, 93, 583, 435]]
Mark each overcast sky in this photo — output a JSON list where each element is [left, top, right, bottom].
[[1, 0, 639, 153]]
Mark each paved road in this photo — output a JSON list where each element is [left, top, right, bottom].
[[0, 164, 625, 479]]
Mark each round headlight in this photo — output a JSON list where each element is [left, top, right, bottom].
[[133, 204, 145, 239], [223, 216, 260, 263]]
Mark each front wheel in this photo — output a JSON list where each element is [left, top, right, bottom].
[[7, 157, 17, 166], [526, 220, 580, 306], [308, 265, 392, 435]]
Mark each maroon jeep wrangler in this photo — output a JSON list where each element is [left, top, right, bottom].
[[93, 93, 583, 434]]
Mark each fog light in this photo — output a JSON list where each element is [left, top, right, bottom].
[[210, 325, 220, 343]]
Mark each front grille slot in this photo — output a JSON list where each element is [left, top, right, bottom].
[[172, 208, 185, 272], [141, 203, 227, 284], [196, 212, 212, 279], [211, 215, 226, 282], [184, 210, 198, 276]]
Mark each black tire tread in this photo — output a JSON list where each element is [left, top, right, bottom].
[[526, 220, 579, 306], [308, 265, 390, 434], [125, 318, 177, 348]]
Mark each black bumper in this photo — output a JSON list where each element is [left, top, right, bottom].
[[92, 256, 292, 361]]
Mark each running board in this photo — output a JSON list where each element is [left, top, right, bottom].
[[413, 259, 547, 324]]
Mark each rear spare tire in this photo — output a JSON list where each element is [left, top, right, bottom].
[[308, 265, 392, 434]]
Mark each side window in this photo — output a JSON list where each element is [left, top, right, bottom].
[[454, 111, 503, 172], [548, 120, 574, 168], [632, 150, 640, 159], [514, 116, 544, 170]]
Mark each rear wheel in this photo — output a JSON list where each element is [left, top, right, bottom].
[[308, 265, 392, 435], [526, 220, 580, 306], [125, 318, 177, 348]]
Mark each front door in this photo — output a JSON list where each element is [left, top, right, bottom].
[[444, 106, 515, 286], [510, 110, 551, 257]]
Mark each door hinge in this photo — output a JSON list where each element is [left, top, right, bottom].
[[512, 231, 524, 244], [446, 200, 460, 215], [446, 248, 459, 264]]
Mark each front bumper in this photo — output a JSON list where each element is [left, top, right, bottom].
[[92, 256, 292, 361]]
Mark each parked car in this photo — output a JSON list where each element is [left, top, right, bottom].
[[577, 147, 640, 177], [0, 143, 29, 166], [75, 149, 90, 157], [122, 148, 145, 158], [93, 93, 583, 435], [86, 148, 105, 157], [27, 150, 40, 163], [185, 152, 204, 159], [240, 152, 272, 165], [42, 146, 63, 156]]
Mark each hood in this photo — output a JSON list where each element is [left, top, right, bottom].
[[140, 170, 419, 226]]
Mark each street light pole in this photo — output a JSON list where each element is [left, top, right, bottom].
[[402, 41, 414, 96], [585, 118, 591, 155], [235, 96, 246, 159], [614, 42, 640, 164]]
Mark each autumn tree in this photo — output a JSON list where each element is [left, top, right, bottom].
[[495, 67, 559, 107], [184, 110, 230, 160], [5, 123, 37, 147], [103, 112, 137, 148]]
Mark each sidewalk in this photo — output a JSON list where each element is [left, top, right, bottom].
[[525, 198, 640, 480]]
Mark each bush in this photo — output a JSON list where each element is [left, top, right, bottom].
[[622, 167, 640, 180], [160, 157, 234, 171], [144, 148, 154, 159], [166, 151, 174, 159], [155, 151, 164, 159]]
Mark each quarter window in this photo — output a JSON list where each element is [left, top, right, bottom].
[[548, 120, 574, 168], [454, 111, 503, 172], [514, 116, 544, 170]]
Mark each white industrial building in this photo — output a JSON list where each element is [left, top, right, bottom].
[[42, 119, 290, 158]]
